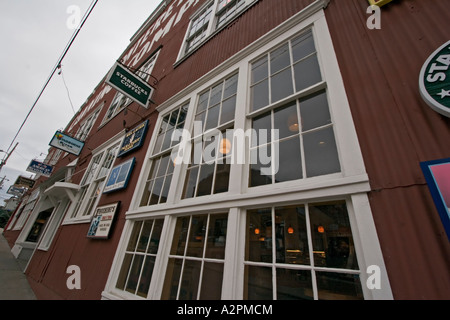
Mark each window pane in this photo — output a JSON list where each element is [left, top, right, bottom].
[[148, 219, 164, 254], [149, 177, 164, 205], [223, 74, 238, 98], [205, 213, 228, 259], [220, 95, 236, 125], [197, 164, 215, 197], [249, 146, 272, 187], [127, 221, 143, 251], [251, 56, 268, 84], [205, 104, 220, 131], [179, 259, 202, 300], [170, 216, 190, 256], [309, 202, 359, 270], [303, 127, 340, 177], [140, 180, 153, 207], [274, 101, 298, 140], [300, 91, 331, 132], [251, 80, 269, 111], [294, 54, 321, 92], [246, 208, 272, 263], [161, 258, 183, 300], [197, 92, 209, 113], [252, 112, 272, 147], [271, 68, 294, 103], [214, 163, 230, 194], [245, 265, 273, 300], [209, 83, 223, 106], [200, 262, 224, 300], [270, 44, 291, 75], [159, 175, 172, 204], [125, 255, 144, 294], [137, 256, 156, 297], [275, 205, 309, 265], [292, 32, 316, 62], [276, 269, 313, 300], [186, 215, 208, 258], [275, 136, 302, 183], [183, 167, 199, 199], [316, 272, 363, 300], [137, 220, 153, 252], [116, 253, 133, 290]]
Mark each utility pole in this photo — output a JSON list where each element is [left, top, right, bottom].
[[0, 142, 19, 173], [0, 176, 9, 190]]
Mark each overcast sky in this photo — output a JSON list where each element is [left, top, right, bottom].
[[0, 0, 160, 205]]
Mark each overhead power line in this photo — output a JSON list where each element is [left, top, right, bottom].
[[4, 0, 99, 157]]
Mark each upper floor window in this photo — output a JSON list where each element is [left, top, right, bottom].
[[67, 141, 121, 221], [181, 0, 256, 57], [75, 105, 102, 141]]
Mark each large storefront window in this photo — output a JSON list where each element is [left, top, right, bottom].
[[245, 201, 362, 300], [162, 213, 228, 300], [116, 218, 164, 297]]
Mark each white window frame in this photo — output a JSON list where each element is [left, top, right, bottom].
[[37, 199, 71, 251], [103, 4, 392, 300], [75, 104, 103, 141], [176, 0, 258, 62], [63, 133, 124, 225]]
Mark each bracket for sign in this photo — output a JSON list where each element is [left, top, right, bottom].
[[368, 0, 394, 7]]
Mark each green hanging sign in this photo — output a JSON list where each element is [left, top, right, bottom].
[[106, 62, 154, 109]]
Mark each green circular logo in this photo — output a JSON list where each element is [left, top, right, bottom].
[[419, 40, 450, 118]]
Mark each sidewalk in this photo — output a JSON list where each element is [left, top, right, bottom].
[[0, 230, 37, 300]]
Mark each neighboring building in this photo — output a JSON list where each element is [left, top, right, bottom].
[[4, 0, 449, 300]]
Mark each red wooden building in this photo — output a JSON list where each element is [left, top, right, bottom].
[[4, 0, 449, 300]]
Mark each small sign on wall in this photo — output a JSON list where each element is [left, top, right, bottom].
[[117, 120, 149, 157], [87, 202, 120, 239], [103, 157, 136, 194]]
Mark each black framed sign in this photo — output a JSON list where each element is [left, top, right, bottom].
[[420, 158, 450, 241], [103, 157, 136, 194], [117, 120, 149, 157], [87, 202, 120, 239]]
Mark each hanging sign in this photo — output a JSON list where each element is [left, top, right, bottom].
[[49, 131, 85, 156], [419, 40, 450, 118], [14, 176, 35, 189], [7, 186, 27, 197], [106, 62, 154, 109], [87, 202, 120, 239], [117, 120, 149, 157], [26, 160, 54, 177], [103, 157, 136, 194], [421, 158, 450, 241]]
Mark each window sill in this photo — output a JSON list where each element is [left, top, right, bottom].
[[62, 216, 92, 226], [126, 173, 370, 219]]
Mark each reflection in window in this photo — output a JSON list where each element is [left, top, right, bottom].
[[140, 103, 189, 207], [161, 213, 228, 300], [250, 30, 321, 112], [182, 74, 237, 199], [244, 201, 363, 300], [249, 90, 340, 187]]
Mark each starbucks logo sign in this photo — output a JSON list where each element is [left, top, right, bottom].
[[419, 40, 450, 118]]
